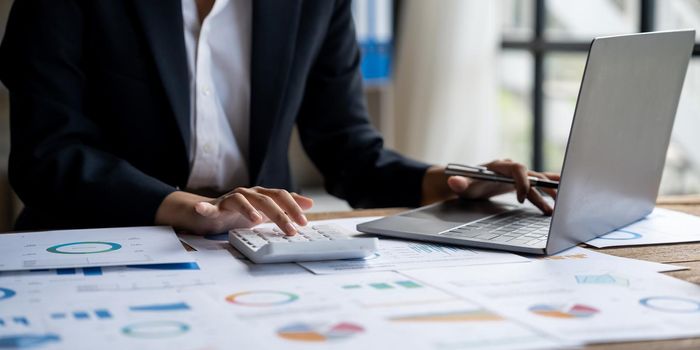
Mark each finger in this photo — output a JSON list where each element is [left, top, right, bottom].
[[291, 192, 314, 210], [218, 192, 263, 224], [527, 187, 553, 215], [487, 162, 531, 203], [195, 201, 220, 218], [447, 176, 469, 193], [541, 186, 558, 199], [244, 192, 297, 236], [528, 171, 558, 199], [543, 172, 561, 181], [257, 188, 308, 226]]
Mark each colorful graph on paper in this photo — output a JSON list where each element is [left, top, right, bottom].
[[529, 303, 599, 319], [225, 291, 299, 307], [0, 226, 193, 271], [389, 309, 504, 322], [277, 322, 364, 342], [639, 296, 700, 313], [121, 321, 190, 339]]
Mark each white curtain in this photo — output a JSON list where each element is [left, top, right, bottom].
[[393, 0, 500, 166]]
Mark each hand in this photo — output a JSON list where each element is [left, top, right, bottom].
[[155, 187, 314, 236], [422, 160, 560, 215]]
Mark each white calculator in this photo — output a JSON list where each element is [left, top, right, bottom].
[[228, 224, 379, 263]]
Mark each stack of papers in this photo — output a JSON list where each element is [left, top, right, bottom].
[[0, 209, 698, 350]]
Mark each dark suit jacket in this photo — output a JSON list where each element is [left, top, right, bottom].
[[0, 0, 429, 231]]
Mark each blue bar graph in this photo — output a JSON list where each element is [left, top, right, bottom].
[[50, 313, 66, 320], [73, 312, 89, 320], [0, 317, 29, 327], [50, 309, 114, 321], [12, 317, 29, 326], [19, 263, 200, 278], [129, 302, 190, 312], [83, 267, 103, 276], [0, 334, 60, 348], [126, 262, 200, 270], [94, 309, 112, 319], [0, 316, 28, 327]]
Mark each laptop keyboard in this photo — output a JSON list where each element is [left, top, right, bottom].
[[440, 210, 551, 247]]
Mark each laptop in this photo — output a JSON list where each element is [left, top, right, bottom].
[[358, 30, 695, 255]]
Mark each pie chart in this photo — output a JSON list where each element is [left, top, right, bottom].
[[529, 303, 599, 319], [277, 322, 364, 342]]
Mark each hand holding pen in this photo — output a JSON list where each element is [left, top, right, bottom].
[[444, 161, 560, 215]]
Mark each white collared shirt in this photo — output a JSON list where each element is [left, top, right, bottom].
[[182, 0, 252, 192]]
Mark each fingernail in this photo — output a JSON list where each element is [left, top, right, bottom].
[[299, 215, 308, 226], [284, 222, 297, 236], [249, 210, 262, 222]]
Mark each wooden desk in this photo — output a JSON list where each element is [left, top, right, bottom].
[[307, 197, 700, 350]]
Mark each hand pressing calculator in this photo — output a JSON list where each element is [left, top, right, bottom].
[[229, 224, 378, 263]]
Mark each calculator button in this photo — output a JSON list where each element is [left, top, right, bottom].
[[297, 227, 316, 235], [264, 235, 286, 243], [285, 235, 309, 242], [244, 235, 267, 248], [303, 232, 327, 240]]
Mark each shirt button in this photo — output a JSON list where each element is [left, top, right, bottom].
[[202, 143, 213, 153], [202, 86, 211, 96]]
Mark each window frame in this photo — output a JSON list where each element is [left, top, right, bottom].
[[501, 0, 700, 171]]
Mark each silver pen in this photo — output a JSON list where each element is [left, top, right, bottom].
[[445, 163, 559, 189]]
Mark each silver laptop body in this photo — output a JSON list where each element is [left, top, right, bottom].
[[357, 30, 695, 255]]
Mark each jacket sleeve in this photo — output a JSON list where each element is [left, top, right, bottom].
[[0, 0, 176, 230], [296, 0, 430, 208]]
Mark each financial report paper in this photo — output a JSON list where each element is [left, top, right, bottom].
[[0, 226, 193, 271]]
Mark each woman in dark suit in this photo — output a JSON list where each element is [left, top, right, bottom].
[[0, 0, 557, 235]]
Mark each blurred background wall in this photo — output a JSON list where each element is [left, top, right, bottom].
[[1, 0, 699, 231]]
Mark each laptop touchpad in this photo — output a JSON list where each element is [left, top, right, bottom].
[[401, 198, 517, 224]]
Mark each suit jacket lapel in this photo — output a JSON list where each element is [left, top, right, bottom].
[[249, 0, 303, 185], [131, 0, 191, 153]]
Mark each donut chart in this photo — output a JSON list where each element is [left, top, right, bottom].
[[225, 290, 299, 307], [46, 241, 122, 254], [639, 296, 700, 313], [599, 230, 642, 240]]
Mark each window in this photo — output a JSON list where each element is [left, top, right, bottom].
[[500, 0, 700, 195]]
